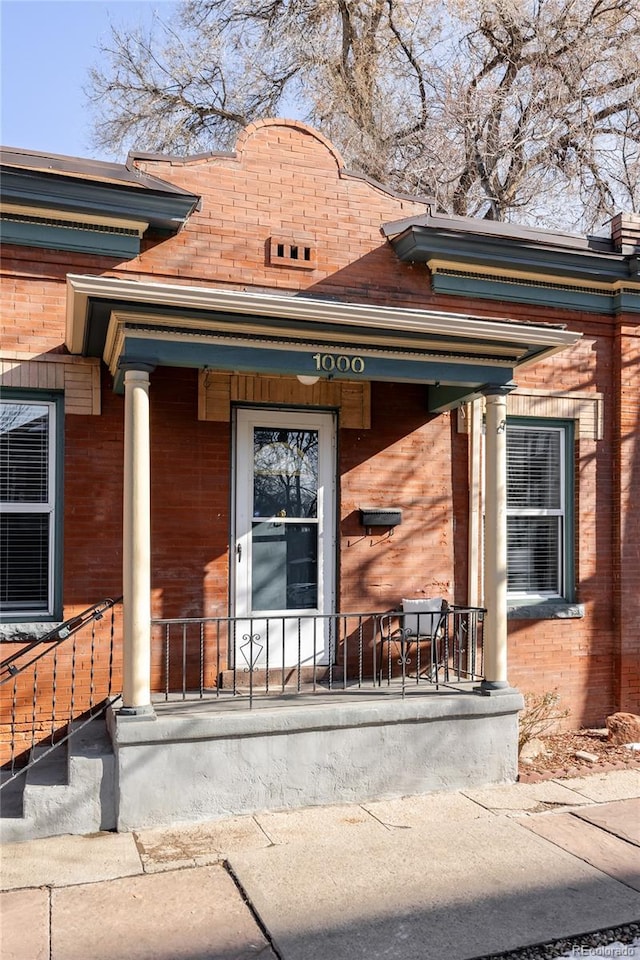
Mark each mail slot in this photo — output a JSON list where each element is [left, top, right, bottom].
[[359, 508, 402, 528]]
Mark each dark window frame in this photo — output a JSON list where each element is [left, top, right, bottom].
[[506, 417, 575, 604], [0, 389, 64, 622]]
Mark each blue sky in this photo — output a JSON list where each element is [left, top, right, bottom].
[[1, 0, 177, 160]]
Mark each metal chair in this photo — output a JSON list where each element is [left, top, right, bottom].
[[378, 597, 449, 682]]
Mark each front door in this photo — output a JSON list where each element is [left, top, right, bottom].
[[233, 408, 336, 668]]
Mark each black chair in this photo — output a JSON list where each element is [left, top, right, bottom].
[[378, 597, 448, 682]]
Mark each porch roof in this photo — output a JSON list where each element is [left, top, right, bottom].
[[66, 274, 581, 411]]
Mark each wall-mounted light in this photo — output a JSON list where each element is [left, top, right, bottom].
[[296, 375, 320, 386]]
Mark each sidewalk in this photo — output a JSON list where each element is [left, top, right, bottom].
[[1, 768, 639, 960]]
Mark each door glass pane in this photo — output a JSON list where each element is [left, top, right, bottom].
[[252, 521, 318, 611], [253, 429, 318, 518]]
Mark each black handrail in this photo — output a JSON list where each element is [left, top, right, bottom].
[[0, 596, 123, 787], [0, 596, 123, 685]]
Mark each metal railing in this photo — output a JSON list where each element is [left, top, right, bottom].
[[152, 606, 484, 708], [378, 605, 485, 688], [0, 597, 123, 787]]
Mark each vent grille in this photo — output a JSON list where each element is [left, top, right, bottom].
[[436, 267, 609, 298], [1, 212, 138, 237], [269, 236, 317, 269]]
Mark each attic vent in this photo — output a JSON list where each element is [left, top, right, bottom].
[[269, 236, 317, 269], [0, 212, 139, 237], [437, 268, 610, 298]]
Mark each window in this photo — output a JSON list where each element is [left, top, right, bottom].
[[506, 420, 573, 601], [0, 395, 62, 619]]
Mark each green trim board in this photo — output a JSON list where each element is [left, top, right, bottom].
[[428, 384, 491, 413], [0, 217, 141, 258], [113, 333, 516, 396], [431, 271, 640, 316], [614, 290, 640, 313]]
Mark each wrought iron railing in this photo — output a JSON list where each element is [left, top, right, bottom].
[[152, 606, 484, 708], [378, 605, 485, 688], [0, 597, 123, 788]]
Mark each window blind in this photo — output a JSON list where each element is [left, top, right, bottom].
[[506, 424, 565, 598], [0, 401, 54, 615]]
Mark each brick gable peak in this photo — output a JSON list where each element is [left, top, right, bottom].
[[130, 118, 434, 212]]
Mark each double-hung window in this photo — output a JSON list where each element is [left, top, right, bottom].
[[0, 394, 62, 620], [506, 419, 573, 601]]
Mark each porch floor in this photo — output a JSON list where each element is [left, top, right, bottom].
[[152, 678, 482, 714]]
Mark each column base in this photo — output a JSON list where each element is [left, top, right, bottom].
[[475, 680, 516, 697], [117, 704, 156, 719]]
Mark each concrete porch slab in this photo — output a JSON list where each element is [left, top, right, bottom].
[[50, 865, 277, 960], [227, 815, 640, 960]]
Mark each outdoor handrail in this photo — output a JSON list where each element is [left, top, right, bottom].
[[0, 597, 123, 786], [0, 596, 123, 685]]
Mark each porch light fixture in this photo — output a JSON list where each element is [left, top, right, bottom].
[[296, 375, 320, 386]]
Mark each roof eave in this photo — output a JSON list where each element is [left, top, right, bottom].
[[0, 165, 200, 234], [389, 224, 630, 283], [65, 273, 581, 365]]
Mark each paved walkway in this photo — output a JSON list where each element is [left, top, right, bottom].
[[1, 769, 639, 960]]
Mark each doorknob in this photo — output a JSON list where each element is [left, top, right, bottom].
[[236, 543, 242, 562]]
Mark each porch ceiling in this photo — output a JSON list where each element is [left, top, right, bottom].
[[66, 274, 581, 411]]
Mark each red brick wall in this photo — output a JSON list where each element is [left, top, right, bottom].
[[613, 317, 640, 713], [339, 384, 463, 611]]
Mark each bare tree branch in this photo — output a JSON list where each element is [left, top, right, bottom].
[[87, 0, 640, 230]]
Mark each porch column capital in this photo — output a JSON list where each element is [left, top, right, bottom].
[[482, 382, 517, 398], [119, 361, 157, 376], [120, 364, 153, 716]]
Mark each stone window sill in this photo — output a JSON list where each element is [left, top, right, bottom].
[[0, 621, 60, 643], [507, 601, 584, 620]]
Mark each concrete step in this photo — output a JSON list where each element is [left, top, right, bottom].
[[0, 717, 116, 843], [0, 769, 25, 819]]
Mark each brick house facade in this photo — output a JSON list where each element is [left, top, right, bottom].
[[1, 119, 639, 797]]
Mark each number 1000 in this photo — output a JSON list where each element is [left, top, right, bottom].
[[312, 353, 365, 373]]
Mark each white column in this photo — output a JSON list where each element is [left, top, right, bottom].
[[467, 398, 482, 608], [482, 385, 513, 692], [121, 366, 153, 714]]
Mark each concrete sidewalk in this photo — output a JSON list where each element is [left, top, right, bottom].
[[1, 768, 639, 960]]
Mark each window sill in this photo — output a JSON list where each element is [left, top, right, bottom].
[[0, 621, 60, 643], [507, 601, 584, 620]]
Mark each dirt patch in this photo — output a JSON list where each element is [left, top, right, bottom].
[[518, 728, 640, 782]]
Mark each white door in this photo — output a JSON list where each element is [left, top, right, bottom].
[[233, 409, 336, 668]]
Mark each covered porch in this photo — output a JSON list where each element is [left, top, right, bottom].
[[63, 273, 579, 830]]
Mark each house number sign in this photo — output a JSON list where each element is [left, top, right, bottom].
[[312, 353, 365, 373]]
